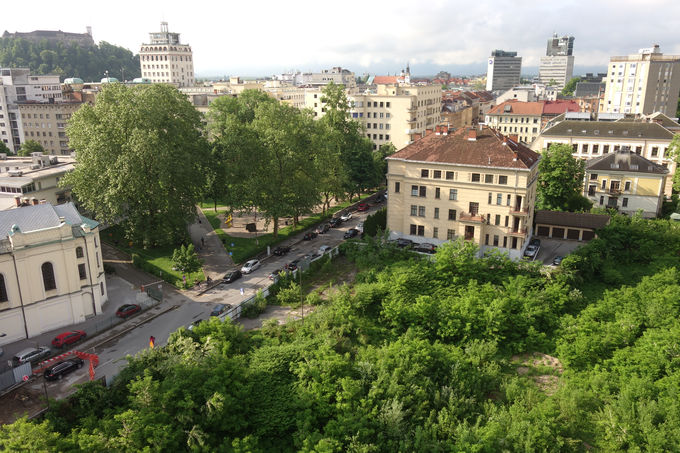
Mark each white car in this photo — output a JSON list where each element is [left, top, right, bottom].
[[356, 221, 364, 233], [340, 212, 353, 221], [241, 259, 260, 274], [318, 245, 332, 255]]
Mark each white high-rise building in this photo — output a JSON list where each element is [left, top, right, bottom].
[[486, 50, 522, 92], [139, 22, 195, 87], [538, 33, 575, 90], [600, 45, 680, 115]]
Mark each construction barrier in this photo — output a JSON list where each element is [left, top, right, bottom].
[[33, 350, 99, 381]]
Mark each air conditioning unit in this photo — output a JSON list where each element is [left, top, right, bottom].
[[0, 153, 6, 160], [8, 170, 23, 177], [29, 164, 40, 170]]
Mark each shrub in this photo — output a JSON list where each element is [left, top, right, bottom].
[[241, 290, 268, 318], [103, 264, 116, 274]]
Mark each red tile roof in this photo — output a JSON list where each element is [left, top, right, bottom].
[[388, 126, 540, 170], [373, 76, 399, 84], [487, 101, 544, 116], [542, 100, 580, 115]]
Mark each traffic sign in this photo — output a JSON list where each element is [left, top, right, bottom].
[[22, 375, 29, 382]]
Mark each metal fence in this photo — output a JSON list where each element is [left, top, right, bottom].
[[81, 293, 161, 339], [218, 288, 270, 323], [0, 363, 32, 393]]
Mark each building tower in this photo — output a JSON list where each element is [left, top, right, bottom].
[[139, 22, 194, 87], [538, 32, 575, 90], [600, 45, 680, 115], [486, 50, 522, 92]]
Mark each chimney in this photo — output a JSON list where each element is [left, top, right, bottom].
[[509, 134, 519, 143], [39, 199, 48, 204], [426, 128, 433, 136], [513, 151, 518, 161], [502, 136, 508, 146], [442, 125, 448, 135], [468, 128, 477, 141], [31, 197, 38, 205], [14, 196, 20, 207], [435, 125, 441, 135]]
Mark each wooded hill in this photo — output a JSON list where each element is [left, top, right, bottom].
[[0, 37, 140, 82], [2, 214, 680, 452]]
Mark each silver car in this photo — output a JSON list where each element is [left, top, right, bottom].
[[241, 259, 260, 274]]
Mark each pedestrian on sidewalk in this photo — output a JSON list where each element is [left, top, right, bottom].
[[149, 336, 156, 348], [201, 237, 205, 246]]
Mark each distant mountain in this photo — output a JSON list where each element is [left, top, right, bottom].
[[0, 37, 140, 82]]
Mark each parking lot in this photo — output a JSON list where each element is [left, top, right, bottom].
[[529, 237, 585, 266]]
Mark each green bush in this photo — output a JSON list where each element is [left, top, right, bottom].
[[241, 290, 268, 318], [276, 282, 302, 307], [103, 264, 116, 274]]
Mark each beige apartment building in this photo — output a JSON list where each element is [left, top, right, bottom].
[[583, 147, 668, 218], [140, 22, 195, 87], [533, 117, 676, 195], [0, 202, 107, 343], [600, 45, 680, 115], [18, 102, 81, 155], [386, 125, 541, 259], [486, 101, 543, 144]]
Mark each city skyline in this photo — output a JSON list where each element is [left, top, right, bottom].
[[2, 0, 680, 78]]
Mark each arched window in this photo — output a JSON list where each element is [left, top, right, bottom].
[[0, 274, 8, 302], [76, 246, 84, 258], [42, 263, 56, 291]]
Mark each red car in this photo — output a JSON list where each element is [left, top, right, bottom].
[[357, 203, 370, 211], [116, 304, 142, 318], [51, 330, 87, 348]]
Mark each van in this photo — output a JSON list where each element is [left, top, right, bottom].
[[11, 347, 51, 367]]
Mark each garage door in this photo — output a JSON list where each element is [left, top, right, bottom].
[[582, 230, 595, 241], [567, 229, 580, 240], [552, 228, 565, 239], [537, 226, 550, 237]]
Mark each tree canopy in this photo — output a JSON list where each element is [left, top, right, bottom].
[[537, 143, 587, 211], [17, 139, 45, 156], [667, 133, 680, 191], [0, 37, 140, 82], [561, 77, 581, 96], [62, 83, 209, 247], [0, 140, 11, 155]]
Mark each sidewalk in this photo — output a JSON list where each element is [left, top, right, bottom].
[[188, 209, 235, 281]]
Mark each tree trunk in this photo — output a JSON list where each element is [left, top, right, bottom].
[[293, 215, 299, 227], [273, 216, 279, 238]]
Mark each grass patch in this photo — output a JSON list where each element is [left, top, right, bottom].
[[202, 192, 375, 263], [101, 224, 204, 289]]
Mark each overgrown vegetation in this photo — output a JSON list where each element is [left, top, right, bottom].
[[5, 215, 680, 451]]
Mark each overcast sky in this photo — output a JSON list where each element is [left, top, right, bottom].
[[3, 0, 680, 78]]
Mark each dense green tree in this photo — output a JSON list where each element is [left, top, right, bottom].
[[667, 133, 680, 191], [62, 83, 210, 247], [561, 77, 581, 96], [171, 244, 203, 275], [537, 143, 586, 211], [0, 37, 140, 82], [0, 140, 12, 155], [17, 139, 46, 156], [373, 142, 396, 180]]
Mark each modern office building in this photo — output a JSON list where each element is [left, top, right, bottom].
[[486, 50, 522, 92], [139, 22, 194, 87], [538, 33, 575, 90], [17, 102, 81, 155], [600, 45, 680, 115], [0, 68, 63, 154], [386, 125, 540, 259]]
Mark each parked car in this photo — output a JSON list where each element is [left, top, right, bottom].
[[0, 347, 3, 357], [357, 203, 370, 211], [223, 270, 242, 283], [329, 217, 343, 228], [304, 252, 322, 261], [356, 222, 364, 233], [210, 304, 231, 317], [344, 228, 359, 239], [340, 212, 353, 221], [315, 224, 331, 234], [552, 255, 564, 266], [269, 268, 287, 280], [116, 304, 141, 319], [44, 357, 84, 380], [303, 232, 318, 240], [524, 245, 539, 258], [51, 330, 87, 349], [188, 319, 204, 331], [395, 238, 414, 249], [530, 238, 541, 247], [318, 245, 332, 255], [414, 243, 437, 254], [287, 259, 302, 271], [11, 347, 51, 368], [374, 194, 386, 203], [241, 259, 260, 274], [273, 245, 291, 256]]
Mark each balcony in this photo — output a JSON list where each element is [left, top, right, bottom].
[[607, 188, 622, 194], [459, 212, 485, 223], [506, 227, 527, 236], [509, 206, 529, 215], [405, 128, 417, 134], [464, 234, 475, 241], [406, 118, 416, 123], [404, 140, 414, 145], [406, 106, 418, 112]]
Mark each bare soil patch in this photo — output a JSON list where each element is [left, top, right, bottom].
[[512, 352, 563, 395], [0, 386, 45, 426]]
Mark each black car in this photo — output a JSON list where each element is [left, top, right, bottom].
[[329, 218, 343, 228], [287, 259, 302, 271], [44, 358, 84, 380], [414, 243, 437, 254], [375, 194, 386, 203], [273, 245, 291, 256], [303, 232, 318, 240], [315, 224, 331, 234], [344, 228, 359, 239], [210, 304, 231, 317], [395, 238, 414, 249], [223, 270, 242, 283]]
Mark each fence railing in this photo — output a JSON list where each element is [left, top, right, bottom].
[[0, 363, 32, 394]]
